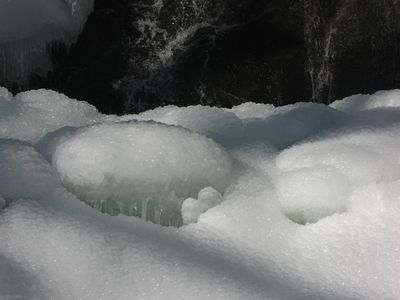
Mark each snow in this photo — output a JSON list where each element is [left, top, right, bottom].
[[331, 89, 400, 112], [275, 166, 350, 224], [229, 102, 275, 120], [0, 140, 61, 202], [182, 187, 224, 225], [0, 88, 399, 299], [0, 89, 102, 143], [50, 121, 232, 226], [0, 0, 94, 82], [136, 105, 244, 147]]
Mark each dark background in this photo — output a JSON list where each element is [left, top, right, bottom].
[[3, 0, 400, 114]]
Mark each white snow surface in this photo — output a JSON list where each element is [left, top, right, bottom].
[[331, 89, 400, 112], [0, 88, 399, 299], [182, 187, 224, 225], [0, 89, 102, 143]]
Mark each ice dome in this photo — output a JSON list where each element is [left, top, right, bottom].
[[50, 121, 232, 226]]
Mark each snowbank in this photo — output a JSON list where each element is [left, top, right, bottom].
[[331, 89, 400, 112], [0, 88, 399, 299], [0, 89, 102, 142], [135, 105, 244, 146]]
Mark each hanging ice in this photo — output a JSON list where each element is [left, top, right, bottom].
[[0, 0, 94, 83]]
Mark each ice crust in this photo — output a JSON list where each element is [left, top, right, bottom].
[[0, 88, 400, 299], [51, 121, 232, 226]]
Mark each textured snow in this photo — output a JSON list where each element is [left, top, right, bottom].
[[229, 102, 275, 120], [0, 87, 399, 299], [182, 187, 224, 225], [331, 89, 400, 112], [0, 89, 102, 142], [135, 105, 244, 146], [275, 166, 350, 224], [50, 121, 231, 226]]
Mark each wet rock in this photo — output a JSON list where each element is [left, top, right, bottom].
[[3, 0, 400, 113]]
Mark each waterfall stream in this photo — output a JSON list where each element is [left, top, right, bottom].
[[304, 0, 351, 103], [121, 0, 230, 112]]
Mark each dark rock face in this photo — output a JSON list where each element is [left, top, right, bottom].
[[28, 0, 135, 114], [304, 0, 400, 102], [3, 0, 400, 114], [118, 0, 306, 112]]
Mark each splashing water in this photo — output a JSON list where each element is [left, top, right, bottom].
[[120, 0, 231, 112]]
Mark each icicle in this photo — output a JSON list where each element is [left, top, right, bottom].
[[141, 198, 150, 220]]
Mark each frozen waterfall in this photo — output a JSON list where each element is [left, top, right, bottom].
[[0, 0, 94, 83]]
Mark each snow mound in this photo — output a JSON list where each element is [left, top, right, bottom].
[[348, 180, 400, 215], [331, 89, 400, 112], [136, 105, 244, 146], [182, 187, 223, 225], [229, 102, 276, 120], [51, 122, 232, 226], [1, 87, 400, 300], [0, 140, 60, 201], [277, 134, 400, 185], [0, 86, 12, 100], [0, 88, 102, 142], [275, 166, 350, 224], [239, 103, 345, 149]]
